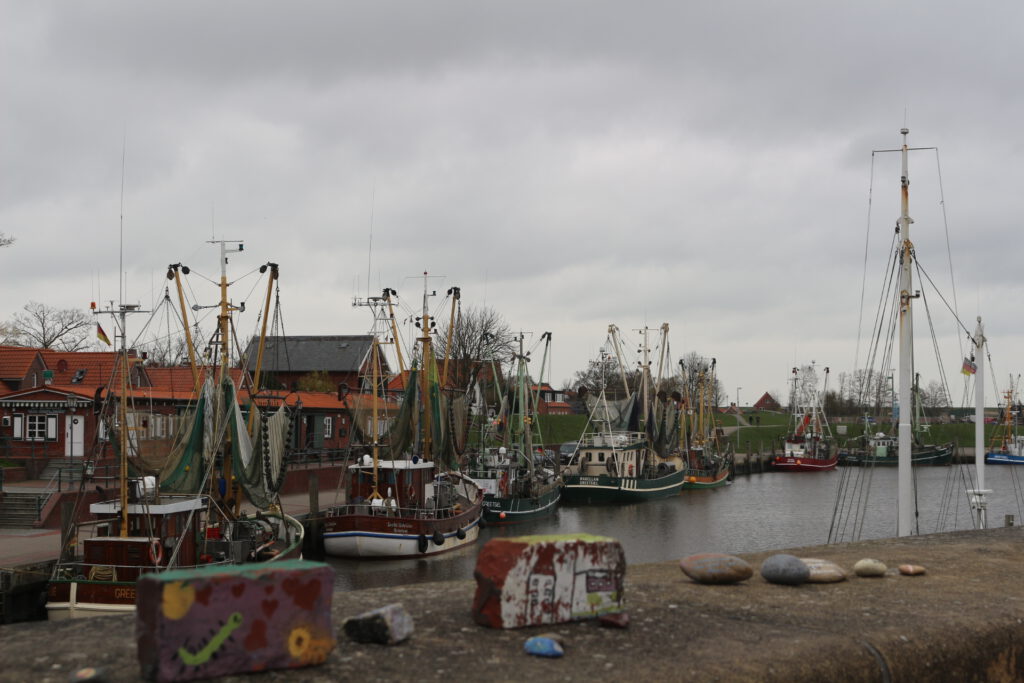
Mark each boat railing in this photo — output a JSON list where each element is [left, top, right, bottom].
[[52, 557, 235, 582], [326, 499, 471, 520], [580, 431, 645, 449]]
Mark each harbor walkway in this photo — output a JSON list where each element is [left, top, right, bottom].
[[1, 525, 1023, 681]]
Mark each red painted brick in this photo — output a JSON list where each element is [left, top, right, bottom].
[[472, 534, 626, 629]]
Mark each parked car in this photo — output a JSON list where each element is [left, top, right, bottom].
[[559, 441, 579, 464]]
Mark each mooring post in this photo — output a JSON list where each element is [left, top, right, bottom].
[[1006, 514, 1015, 528]]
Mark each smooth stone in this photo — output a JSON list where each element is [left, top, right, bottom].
[[899, 564, 927, 576], [598, 612, 630, 629], [535, 632, 565, 646], [760, 553, 810, 586], [680, 553, 754, 585], [853, 558, 888, 577], [801, 558, 848, 583], [343, 603, 415, 645], [524, 636, 564, 658]]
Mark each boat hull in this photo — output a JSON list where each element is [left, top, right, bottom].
[[561, 469, 685, 503], [46, 580, 138, 620], [770, 455, 839, 472], [681, 467, 731, 489], [985, 452, 1024, 465], [322, 501, 483, 559], [838, 443, 954, 466], [482, 486, 561, 524]]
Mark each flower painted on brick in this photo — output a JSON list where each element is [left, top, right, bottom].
[[162, 581, 196, 620]]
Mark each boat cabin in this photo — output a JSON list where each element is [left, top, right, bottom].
[[576, 431, 647, 478]]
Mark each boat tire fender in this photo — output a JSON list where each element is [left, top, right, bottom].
[[148, 539, 164, 566], [456, 527, 466, 540], [417, 534, 429, 553], [432, 530, 445, 545], [478, 516, 487, 529]]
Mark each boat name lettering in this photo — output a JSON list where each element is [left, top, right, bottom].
[[482, 501, 501, 509], [387, 521, 413, 530], [114, 587, 136, 600], [580, 477, 600, 486]]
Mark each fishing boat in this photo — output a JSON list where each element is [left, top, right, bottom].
[[321, 277, 483, 558], [679, 357, 732, 488], [47, 244, 303, 619], [561, 324, 686, 503], [467, 333, 561, 524], [985, 387, 1024, 464], [772, 365, 837, 472]]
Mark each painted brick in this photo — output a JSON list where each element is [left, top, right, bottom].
[[136, 560, 335, 682], [472, 534, 625, 629]]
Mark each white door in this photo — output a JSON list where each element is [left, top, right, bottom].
[[65, 415, 85, 457]]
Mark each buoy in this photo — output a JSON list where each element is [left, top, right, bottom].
[[688, 476, 697, 483], [432, 530, 445, 545], [456, 527, 466, 540], [499, 511, 507, 520]]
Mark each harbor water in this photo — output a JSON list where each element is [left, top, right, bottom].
[[326, 464, 1024, 591]]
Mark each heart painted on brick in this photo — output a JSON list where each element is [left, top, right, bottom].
[[262, 598, 278, 618], [244, 619, 268, 651], [231, 583, 246, 598], [195, 584, 213, 606], [265, 585, 274, 595], [283, 577, 321, 610]]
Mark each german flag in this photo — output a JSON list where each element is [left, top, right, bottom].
[[97, 323, 111, 346]]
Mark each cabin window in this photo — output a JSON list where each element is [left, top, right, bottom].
[[598, 452, 605, 462], [13, 414, 23, 439]]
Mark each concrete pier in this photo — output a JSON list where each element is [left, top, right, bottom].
[[1, 526, 1022, 681]]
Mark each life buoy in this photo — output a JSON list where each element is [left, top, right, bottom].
[[148, 539, 164, 566]]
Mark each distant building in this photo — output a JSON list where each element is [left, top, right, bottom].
[[753, 392, 782, 411], [242, 335, 383, 393]]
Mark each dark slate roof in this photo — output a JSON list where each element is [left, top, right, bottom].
[[243, 335, 374, 373]]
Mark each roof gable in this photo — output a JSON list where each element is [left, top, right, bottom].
[[0, 346, 43, 380], [243, 335, 375, 373]]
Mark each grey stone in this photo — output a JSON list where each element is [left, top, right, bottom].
[[760, 553, 810, 586], [680, 553, 754, 585], [898, 564, 926, 576], [801, 558, 848, 583], [343, 603, 415, 644], [853, 558, 887, 577]]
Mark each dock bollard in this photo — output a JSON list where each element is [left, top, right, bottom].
[[1006, 515, 1015, 528]]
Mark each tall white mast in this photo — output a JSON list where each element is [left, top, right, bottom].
[[897, 128, 916, 537], [969, 317, 989, 529]]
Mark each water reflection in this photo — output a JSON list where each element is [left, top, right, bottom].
[[327, 465, 1024, 591]]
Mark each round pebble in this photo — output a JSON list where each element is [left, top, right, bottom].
[[898, 564, 926, 576], [801, 558, 847, 583], [853, 558, 888, 577], [760, 553, 810, 586], [680, 553, 754, 585], [524, 636, 564, 658]]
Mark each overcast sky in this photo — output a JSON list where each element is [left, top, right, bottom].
[[3, 1, 1022, 406]]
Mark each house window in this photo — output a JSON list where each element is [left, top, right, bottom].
[[13, 414, 23, 439], [25, 414, 57, 441], [324, 416, 333, 438]]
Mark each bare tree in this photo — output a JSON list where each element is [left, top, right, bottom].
[[6, 301, 93, 350], [678, 352, 725, 407], [919, 379, 949, 410], [434, 305, 516, 391], [0, 233, 13, 248]]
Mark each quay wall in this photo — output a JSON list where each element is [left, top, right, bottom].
[[1, 526, 1022, 681]]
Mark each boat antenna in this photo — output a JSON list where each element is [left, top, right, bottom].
[[366, 183, 376, 298], [119, 132, 126, 305]]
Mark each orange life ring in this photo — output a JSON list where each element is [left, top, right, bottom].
[[148, 539, 164, 566]]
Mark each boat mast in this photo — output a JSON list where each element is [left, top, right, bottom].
[[246, 262, 279, 436], [441, 287, 460, 387], [969, 317, 988, 528], [369, 335, 383, 501], [896, 127, 917, 537], [210, 239, 244, 510], [167, 264, 203, 394], [418, 272, 434, 461], [607, 325, 631, 396]]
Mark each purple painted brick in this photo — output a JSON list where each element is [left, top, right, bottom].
[[136, 560, 335, 682]]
